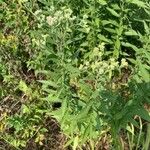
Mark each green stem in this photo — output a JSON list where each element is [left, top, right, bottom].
[[135, 117, 142, 150], [111, 124, 121, 150], [127, 132, 132, 150], [144, 123, 150, 150]]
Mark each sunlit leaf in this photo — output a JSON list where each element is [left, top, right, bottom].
[[107, 7, 120, 17]]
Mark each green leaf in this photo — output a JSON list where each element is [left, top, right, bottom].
[[61, 98, 67, 117], [134, 108, 150, 122], [80, 42, 88, 47], [121, 42, 140, 52], [64, 64, 80, 75], [38, 80, 58, 89], [143, 21, 149, 34], [18, 80, 31, 96], [97, 0, 107, 5], [126, 0, 147, 8], [116, 26, 123, 36], [98, 34, 112, 43], [129, 117, 140, 128], [48, 99, 67, 122], [113, 38, 120, 58], [104, 27, 116, 34], [37, 0, 50, 6], [102, 20, 119, 26], [76, 101, 93, 120], [144, 51, 150, 62], [107, 7, 120, 17], [144, 8, 150, 15], [139, 63, 150, 82], [42, 94, 61, 103], [111, 4, 121, 10], [22, 105, 30, 114], [127, 58, 137, 64], [124, 29, 138, 36], [64, 138, 74, 148]]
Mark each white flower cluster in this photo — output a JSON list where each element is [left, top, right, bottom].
[[79, 43, 106, 74], [109, 58, 119, 70], [79, 43, 128, 79], [34, 7, 76, 28], [32, 34, 48, 47], [46, 7, 76, 26], [121, 58, 128, 68], [79, 14, 90, 33], [34, 9, 46, 28]]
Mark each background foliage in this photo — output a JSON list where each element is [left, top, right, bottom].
[[0, 0, 150, 149]]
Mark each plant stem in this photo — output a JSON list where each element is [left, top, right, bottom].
[[135, 117, 142, 150], [127, 132, 132, 150], [144, 123, 150, 150]]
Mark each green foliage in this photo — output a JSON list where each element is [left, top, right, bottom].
[[0, 0, 150, 149]]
